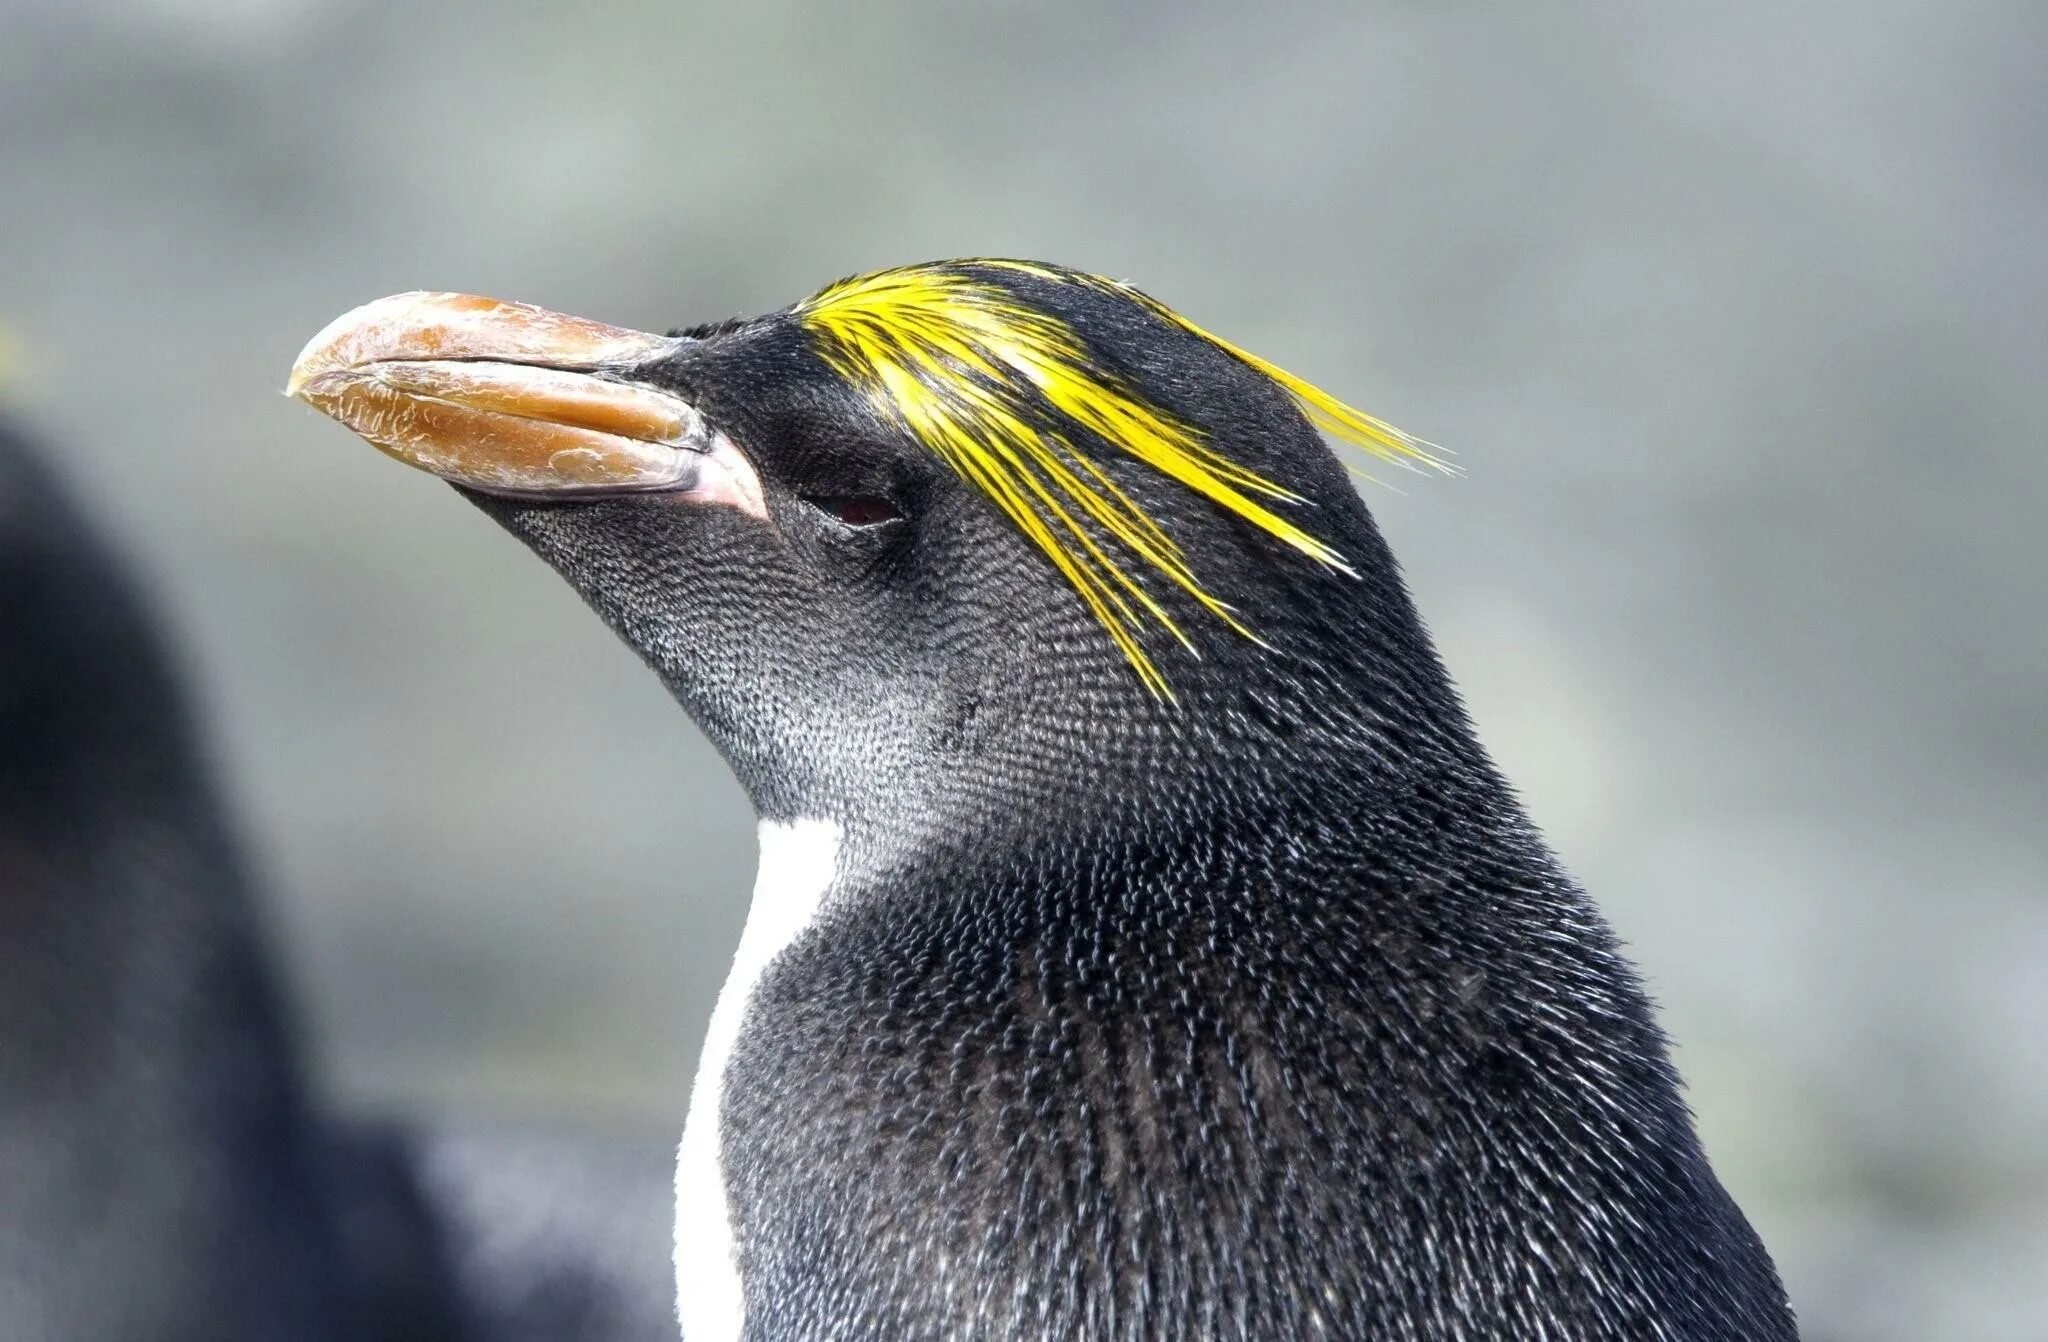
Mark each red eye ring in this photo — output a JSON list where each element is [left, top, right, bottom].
[[805, 495, 901, 528]]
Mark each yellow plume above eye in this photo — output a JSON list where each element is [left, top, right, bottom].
[[795, 260, 1445, 698]]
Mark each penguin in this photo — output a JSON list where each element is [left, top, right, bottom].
[[0, 416, 447, 1341], [0, 417, 679, 1342], [289, 260, 1800, 1340]]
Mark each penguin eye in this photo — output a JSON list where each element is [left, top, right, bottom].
[[802, 495, 902, 528]]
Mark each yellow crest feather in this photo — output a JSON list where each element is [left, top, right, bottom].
[[795, 260, 1443, 697]]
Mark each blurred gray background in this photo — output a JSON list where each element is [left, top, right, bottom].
[[2, 2, 2042, 1338]]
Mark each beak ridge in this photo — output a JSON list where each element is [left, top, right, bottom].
[[288, 291, 677, 395]]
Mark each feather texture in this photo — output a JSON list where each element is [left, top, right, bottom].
[[796, 260, 1443, 696]]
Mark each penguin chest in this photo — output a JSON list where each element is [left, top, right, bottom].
[[674, 818, 841, 1342]]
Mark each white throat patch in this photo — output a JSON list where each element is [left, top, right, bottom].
[[674, 817, 842, 1341]]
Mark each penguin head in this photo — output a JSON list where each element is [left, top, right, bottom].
[[291, 262, 1452, 843]]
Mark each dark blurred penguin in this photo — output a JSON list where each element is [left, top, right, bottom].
[[0, 418, 676, 1341], [0, 416, 439, 1339], [293, 260, 1800, 1340]]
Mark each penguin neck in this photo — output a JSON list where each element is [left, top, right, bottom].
[[734, 816, 847, 971], [676, 815, 845, 1341], [806, 693, 1511, 917]]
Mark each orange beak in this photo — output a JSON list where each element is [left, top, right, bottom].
[[288, 292, 710, 496]]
